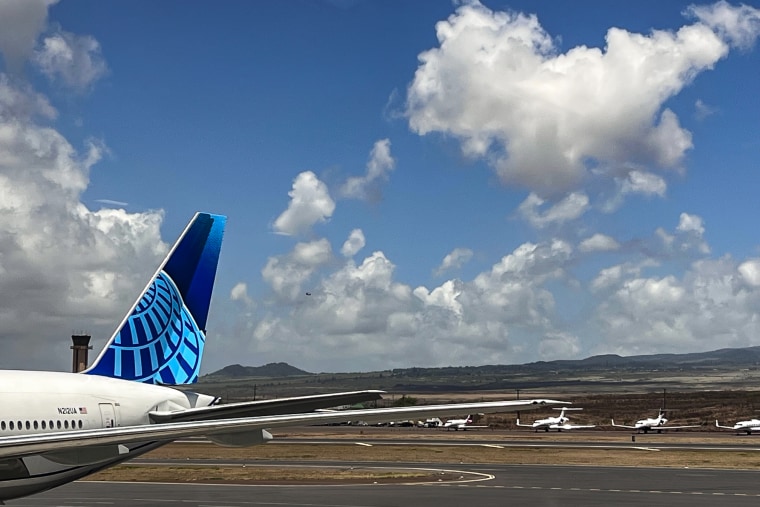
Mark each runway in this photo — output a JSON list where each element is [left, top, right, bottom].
[[12, 463, 760, 506], [271, 436, 760, 451]]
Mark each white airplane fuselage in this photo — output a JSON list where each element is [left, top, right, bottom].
[[733, 420, 760, 433], [531, 415, 568, 430], [0, 370, 214, 428], [0, 370, 213, 500], [635, 416, 666, 431], [443, 416, 472, 430]]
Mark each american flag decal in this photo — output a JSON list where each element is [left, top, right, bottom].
[[79, 407, 87, 415]]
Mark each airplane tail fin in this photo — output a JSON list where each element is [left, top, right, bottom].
[[84, 212, 226, 385]]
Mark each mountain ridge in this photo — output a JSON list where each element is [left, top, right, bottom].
[[205, 362, 311, 378], [205, 346, 760, 379]]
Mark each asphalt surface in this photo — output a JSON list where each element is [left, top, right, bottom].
[[272, 436, 760, 451], [10, 430, 760, 506], [11, 462, 760, 506]]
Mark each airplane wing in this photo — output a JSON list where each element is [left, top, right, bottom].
[[149, 390, 384, 423], [0, 399, 567, 460], [458, 424, 489, 430], [715, 420, 736, 430], [515, 419, 536, 428], [610, 419, 638, 429], [550, 423, 596, 430]]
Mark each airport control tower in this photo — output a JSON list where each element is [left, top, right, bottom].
[[71, 334, 92, 373]]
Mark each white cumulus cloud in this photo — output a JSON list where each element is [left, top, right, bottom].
[[677, 212, 710, 254], [0, 79, 167, 371], [262, 239, 333, 300], [230, 282, 254, 307], [340, 138, 395, 201], [341, 228, 365, 257], [273, 171, 335, 236], [34, 30, 108, 92], [435, 247, 474, 276], [0, 0, 56, 73], [593, 257, 760, 356], [677, 212, 705, 235], [232, 238, 578, 371], [579, 234, 620, 253], [517, 192, 589, 228], [738, 259, 760, 287], [686, 0, 760, 50], [405, 1, 754, 196]]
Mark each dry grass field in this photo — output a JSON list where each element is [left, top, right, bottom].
[[384, 389, 760, 430], [88, 463, 443, 484]]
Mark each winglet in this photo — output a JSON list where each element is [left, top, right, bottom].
[[84, 212, 226, 385]]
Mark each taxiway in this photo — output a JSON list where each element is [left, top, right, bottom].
[[13, 463, 760, 506]]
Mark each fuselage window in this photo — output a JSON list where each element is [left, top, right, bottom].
[[63, 420, 69, 429], [41, 420, 46, 430], [78, 420, 83, 429], [56, 420, 61, 430], [8, 421, 14, 431], [17, 421, 21, 430], [0, 421, 5, 431], [33, 421, 38, 430], [25, 421, 30, 430], [49, 420, 53, 430]]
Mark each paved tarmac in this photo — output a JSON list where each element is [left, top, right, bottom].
[[10, 429, 760, 506], [273, 436, 760, 451], [12, 463, 760, 506]]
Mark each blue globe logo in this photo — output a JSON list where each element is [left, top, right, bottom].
[[113, 271, 205, 383]]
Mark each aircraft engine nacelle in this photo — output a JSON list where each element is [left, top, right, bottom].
[[206, 429, 273, 447]]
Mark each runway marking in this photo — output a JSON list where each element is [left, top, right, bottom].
[[481, 444, 504, 448], [354, 442, 373, 446], [91, 466, 493, 488], [454, 484, 760, 497], [632, 446, 661, 451]]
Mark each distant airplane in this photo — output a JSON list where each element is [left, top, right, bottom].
[[715, 418, 760, 435], [516, 407, 595, 432], [0, 212, 567, 502], [611, 410, 700, 433], [443, 414, 489, 430]]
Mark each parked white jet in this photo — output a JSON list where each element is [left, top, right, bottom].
[[611, 410, 699, 433], [0, 212, 567, 502], [715, 418, 760, 435], [516, 407, 595, 432], [443, 414, 489, 430]]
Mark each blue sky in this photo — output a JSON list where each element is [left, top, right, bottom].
[[1, 0, 759, 373]]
